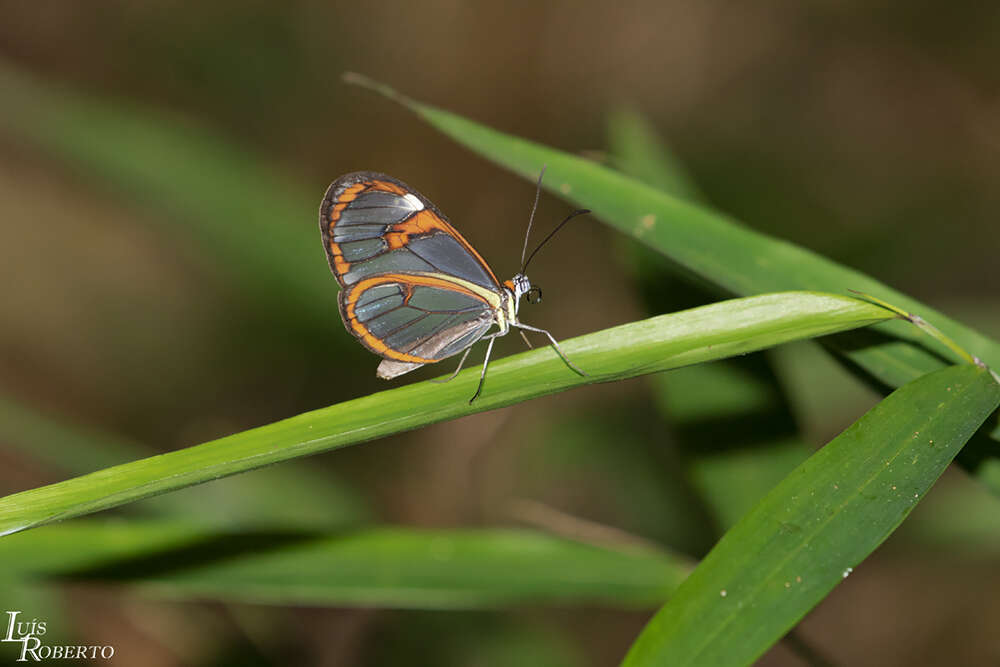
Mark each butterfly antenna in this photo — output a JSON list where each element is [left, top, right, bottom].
[[520, 166, 547, 270], [521, 208, 590, 274]]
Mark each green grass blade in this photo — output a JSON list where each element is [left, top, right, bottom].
[[1, 521, 689, 608], [0, 292, 891, 536], [0, 395, 371, 528], [349, 76, 1000, 432], [622, 363, 1000, 667]]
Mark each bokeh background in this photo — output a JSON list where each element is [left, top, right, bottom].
[[2, 1, 999, 665]]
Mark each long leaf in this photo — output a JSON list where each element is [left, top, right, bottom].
[[0, 395, 371, 528], [0, 292, 891, 536], [622, 363, 1000, 666], [348, 76, 1000, 441], [1, 521, 689, 608]]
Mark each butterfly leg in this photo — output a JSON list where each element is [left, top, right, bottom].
[[518, 330, 534, 350], [469, 333, 501, 404], [429, 347, 473, 384], [513, 323, 587, 376]]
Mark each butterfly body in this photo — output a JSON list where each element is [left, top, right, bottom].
[[320, 171, 583, 401]]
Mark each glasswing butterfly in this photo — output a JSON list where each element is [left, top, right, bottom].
[[319, 169, 587, 402]]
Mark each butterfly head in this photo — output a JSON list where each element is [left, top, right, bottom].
[[509, 273, 531, 299], [504, 273, 545, 315]]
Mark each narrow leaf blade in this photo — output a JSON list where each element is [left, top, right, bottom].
[[2, 522, 689, 609], [358, 78, 1000, 432], [0, 292, 890, 536], [622, 363, 1000, 667]]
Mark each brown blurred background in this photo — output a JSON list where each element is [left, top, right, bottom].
[[1, 1, 999, 665]]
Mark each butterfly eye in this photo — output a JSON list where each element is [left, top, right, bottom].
[[526, 286, 543, 304]]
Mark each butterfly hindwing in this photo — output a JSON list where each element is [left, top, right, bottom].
[[338, 274, 495, 375]]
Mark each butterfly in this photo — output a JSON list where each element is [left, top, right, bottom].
[[319, 169, 587, 402]]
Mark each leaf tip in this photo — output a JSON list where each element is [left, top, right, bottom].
[[341, 72, 412, 107]]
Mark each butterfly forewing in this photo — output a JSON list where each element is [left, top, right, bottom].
[[320, 172, 502, 289]]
